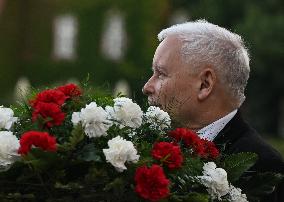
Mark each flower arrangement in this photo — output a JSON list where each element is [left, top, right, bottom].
[[0, 82, 282, 202]]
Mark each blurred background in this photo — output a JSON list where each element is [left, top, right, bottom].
[[0, 0, 283, 152]]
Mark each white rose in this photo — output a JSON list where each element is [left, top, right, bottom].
[[71, 102, 111, 138], [0, 131, 20, 171], [144, 106, 171, 131], [229, 184, 248, 202], [0, 106, 18, 130], [198, 162, 230, 200], [107, 97, 143, 129], [103, 136, 139, 172]]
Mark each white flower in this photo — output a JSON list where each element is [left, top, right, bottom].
[[71, 112, 81, 125], [103, 136, 139, 172], [71, 102, 111, 138], [144, 106, 171, 131], [198, 162, 230, 200], [0, 106, 18, 130], [106, 97, 143, 129], [228, 184, 248, 202], [0, 131, 20, 171]]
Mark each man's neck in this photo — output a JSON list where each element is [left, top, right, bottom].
[[181, 108, 238, 131], [197, 109, 238, 141]]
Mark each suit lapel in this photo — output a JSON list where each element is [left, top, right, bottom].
[[213, 111, 247, 153]]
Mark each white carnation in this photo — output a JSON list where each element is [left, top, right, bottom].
[[71, 102, 111, 138], [103, 136, 139, 172], [106, 97, 143, 129], [198, 162, 230, 200], [144, 106, 171, 131], [71, 112, 81, 125], [0, 106, 18, 130], [228, 184, 248, 202], [0, 131, 20, 171]]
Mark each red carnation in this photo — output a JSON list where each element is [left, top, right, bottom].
[[169, 128, 206, 157], [151, 142, 183, 170], [201, 139, 220, 159], [169, 128, 200, 147], [135, 164, 170, 201], [56, 83, 82, 98], [194, 139, 207, 157], [32, 102, 65, 128], [30, 89, 67, 108], [18, 131, 57, 155]]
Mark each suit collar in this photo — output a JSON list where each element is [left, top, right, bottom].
[[213, 110, 248, 152]]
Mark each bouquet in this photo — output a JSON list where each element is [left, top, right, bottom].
[[0, 81, 282, 202]]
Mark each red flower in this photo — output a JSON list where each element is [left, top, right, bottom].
[[32, 102, 65, 128], [30, 89, 67, 108], [169, 128, 220, 159], [135, 164, 170, 201], [56, 83, 82, 98], [169, 128, 200, 147], [151, 142, 183, 170], [201, 139, 220, 159], [18, 131, 57, 155]]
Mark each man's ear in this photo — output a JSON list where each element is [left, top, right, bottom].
[[197, 68, 216, 101]]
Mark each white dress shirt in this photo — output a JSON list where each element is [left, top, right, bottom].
[[197, 109, 238, 141]]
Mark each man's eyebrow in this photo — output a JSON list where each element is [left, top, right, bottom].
[[152, 63, 164, 71]]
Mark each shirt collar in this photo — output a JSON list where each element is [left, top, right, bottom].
[[197, 109, 238, 141]]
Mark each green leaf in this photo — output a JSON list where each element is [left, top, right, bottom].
[[182, 157, 204, 176], [170, 192, 209, 202], [169, 157, 203, 193], [221, 152, 258, 182], [58, 125, 85, 152], [77, 143, 102, 162], [103, 177, 124, 191], [184, 193, 209, 202], [69, 125, 85, 148], [24, 148, 61, 171]]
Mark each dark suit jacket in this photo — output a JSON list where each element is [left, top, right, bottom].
[[213, 111, 284, 202]]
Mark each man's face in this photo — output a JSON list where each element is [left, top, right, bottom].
[[143, 36, 200, 124]]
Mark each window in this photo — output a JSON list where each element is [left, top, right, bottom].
[[101, 10, 126, 61], [53, 14, 78, 60], [14, 77, 30, 101], [114, 79, 130, 97]]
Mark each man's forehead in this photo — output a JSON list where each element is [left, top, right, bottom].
[[152, 37, 181, 69]]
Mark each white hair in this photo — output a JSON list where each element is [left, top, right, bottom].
[[158, 20, 250, 106]]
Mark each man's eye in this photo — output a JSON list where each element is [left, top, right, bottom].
[[154, 70, 164, 78], [158, 73, 165, 79]]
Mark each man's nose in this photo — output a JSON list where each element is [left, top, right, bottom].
[[142, 77, 154, 95]]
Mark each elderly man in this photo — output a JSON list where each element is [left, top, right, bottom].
[[143, 20, 284, 202]]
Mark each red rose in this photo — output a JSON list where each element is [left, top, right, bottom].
[[32, 102, 65, 128], [151, 142, 183, 170], [135, 164, 170, 201], [201, 139, 220, 159], [30, 89, 67, 107], [56, 83, 82, 98], [18, 131, 57, 155]]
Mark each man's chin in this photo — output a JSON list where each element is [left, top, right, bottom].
[[148, 100, 160, 107], [148, 101, 164, 110]]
